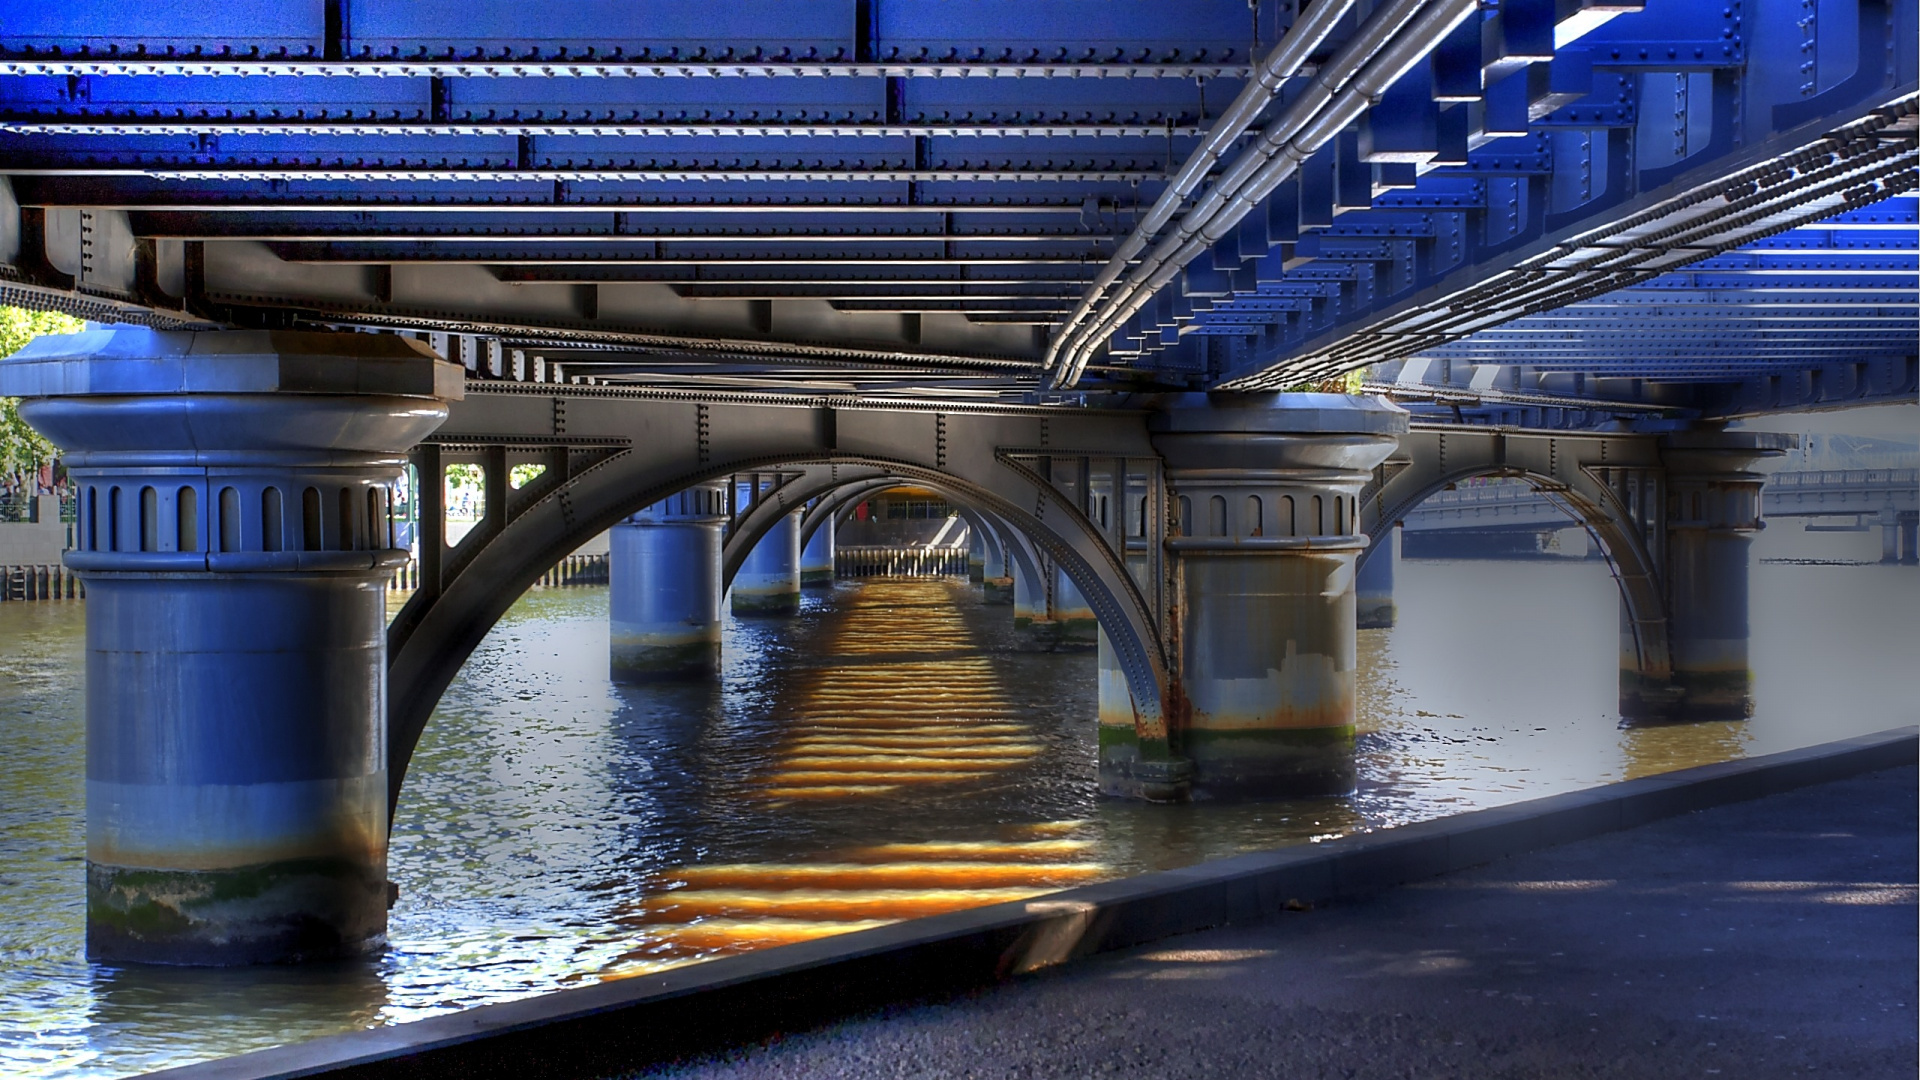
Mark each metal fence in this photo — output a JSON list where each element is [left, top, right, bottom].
[[0, 565, 83, 601], [389, 551, 609, 592], [835, 546, 968, 578]]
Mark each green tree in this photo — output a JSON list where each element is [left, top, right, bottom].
[[0, 306, 84, 480]]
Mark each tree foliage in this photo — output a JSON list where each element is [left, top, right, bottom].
[[0, 307, 84, 478]]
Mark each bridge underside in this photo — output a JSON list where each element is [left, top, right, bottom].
[[0, 0, 1913, 421]]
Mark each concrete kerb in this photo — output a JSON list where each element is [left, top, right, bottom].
[[145, 726, 1918, 1080]]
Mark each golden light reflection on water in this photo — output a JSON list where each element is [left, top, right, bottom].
[[759, 585, 1043, 801], [595, 833, 1105, 980], [591, 581, 1104, 981]]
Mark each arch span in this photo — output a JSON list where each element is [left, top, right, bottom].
[[1360, 428, 1672, 682], [387, 392, 1171, 815]]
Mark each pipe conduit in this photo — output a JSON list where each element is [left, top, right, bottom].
[[1048, 0, 1481, 388], [1043, 0, 1363, 377]]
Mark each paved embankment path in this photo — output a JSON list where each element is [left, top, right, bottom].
[[640, 766, 1918, 1080]]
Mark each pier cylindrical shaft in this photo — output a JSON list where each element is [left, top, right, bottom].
[[1050, 565, 1098, 648], [1621, 432, 1789, 722], [1148, 394, 1404, 800], [1096, 626, 1139, 758], [1355, 525, 1397, 630], [981, 525, 1014, 604], [610, 483, 725, 680], [0, 327, 458, 965], [1013, 554, 1054, 642], [800, 512, 835, 588], [732, 510, 801, 615]]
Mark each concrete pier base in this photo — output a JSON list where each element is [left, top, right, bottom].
[[733, 510, 801, 616], [610, 483, 725, 680], [1147, 394, 1404, 800], [0, 327, 458, 965], [1355, 525, 1397, 630]]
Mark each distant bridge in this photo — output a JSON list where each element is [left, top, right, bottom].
[[1394, 466, 1919, 562]]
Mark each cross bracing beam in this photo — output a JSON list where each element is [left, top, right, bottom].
[[265, 242, 1112, 265], [123, 213, 1121, 242], [489, 265, 1103, 283], [6, 179, 1155, 212], [668, 285, 1088, 300], [0, 61, 1258, 80], [1, 122, 1215, 139], [3, 165, 1172, 184]]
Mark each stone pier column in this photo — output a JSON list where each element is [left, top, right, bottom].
[[1901, 514, 1917, 566], [1621, 431, 1791, 722], [0, 327, 459, 964], [1149, 394, 1404, 799], [609, 482, 725, 680], [732, 510, 801, 615], [1355, 525, 1398, 630], [1879, 507, 1901, 564], [800, 512, 835, 588]]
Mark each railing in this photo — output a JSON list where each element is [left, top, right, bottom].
[[0, 564, 83, 601], [389, 551, 608, 592], [0, 492, 80, 523], [835, 546, 969, 578], [1767, 468, 1918, 489]]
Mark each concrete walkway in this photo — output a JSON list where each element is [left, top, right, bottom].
[[640, 766, 1918, 1080]]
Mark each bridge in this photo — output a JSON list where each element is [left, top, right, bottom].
[[0, 0, 1911, 967]]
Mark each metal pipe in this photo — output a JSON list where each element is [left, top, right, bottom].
[[1051, 0, 1480, 386], [1043, 0, 1365, 374]]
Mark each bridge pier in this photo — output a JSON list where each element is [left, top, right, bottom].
[[0, 328, 457, 965], [981, 525, 1014, 604], [1356, 526, 1398, 630], [1012, 552, 1055, 641], [966, 525, 986, 583], [732, 509, 802, 615], [1621, 432, 1790, 722], [800, 512, 835, 588], [1902, 514, 1918, 566], [1147, 395, 1404, 800], [610, 482, 726, 680], [1050, 567, 1099, 648]]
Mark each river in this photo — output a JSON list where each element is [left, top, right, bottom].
[[0, 554, 1913, 1077]]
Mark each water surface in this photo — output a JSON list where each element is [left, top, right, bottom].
[[0, 557, 1911, 1077]]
